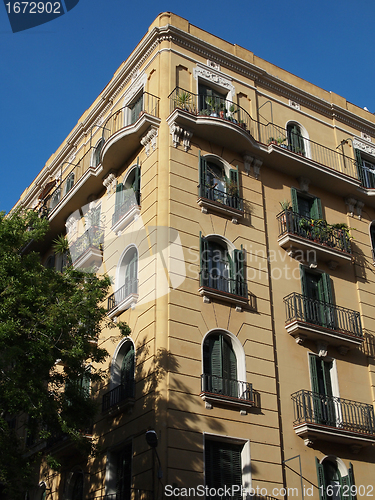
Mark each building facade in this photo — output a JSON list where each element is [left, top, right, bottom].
[[15, 12, 375, 499]]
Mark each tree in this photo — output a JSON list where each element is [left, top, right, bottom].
[[0, 210, 129, 497]]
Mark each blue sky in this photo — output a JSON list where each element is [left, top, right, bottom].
[[1, 0, 375, 214]]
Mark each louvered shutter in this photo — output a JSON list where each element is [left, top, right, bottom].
[[229, 166, 240, 208], [355, 149, 364, 185], [310, 356, 320, 395], [233, 247, 245, 297], [205, 441, 242, 497], [316, 457, 327, 500], [348, 463, 356, 500], [200, 232, 208, 287], [134, 159, 141, 205], [115, 182, 124, 213], [210, 335, 223, 393], [291, 187, 299, 213], [222, 337, 237, 397], [121, 345, 135, 393], [125, 251, 137, 296], [199, 151, 207, 197], [311, 197, 323, 219]]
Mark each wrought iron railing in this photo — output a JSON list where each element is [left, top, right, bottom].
[[87, 488, 153, 500], [277, 210, 352, 254], [284, 292, 362, 338], [102, 92, 160, 143], [258, 122, 359, 180], [112, 189, 141, 226], [102, 382, 135, 412], [69, 226, 104, 263], [169, 87, 254, 137], [198, 183, 243, 211], [200, 272, 247, 298], [292, 389, 375, 435], [107, 279, 138, 311], [201, 374, 253, 402], [358, 161, 375, 189]]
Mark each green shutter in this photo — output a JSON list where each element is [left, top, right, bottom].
[[229, 166, 239, 196], [199, 151, 207, 197], [355, 149, 364, 185], [134, 159, 141, 204], [210, 335, 223, 393], [233, 248, 245, 296], [200, 232, 208, 286], [222, 337, 237, 397], [121, 345, 135, 387], [315, 457, 327, 500], [205, 440, 242, 496], [311, 197, 323, 219], [299, 264, 308, 296], [115, 182, 124, 212], [321, 273, 333, 304], [310, 356, 320, 394], [291, 187, 298, 213], [347, 463, 356, 500]]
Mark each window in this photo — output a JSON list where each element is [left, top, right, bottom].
[[355, 148, 375, 188], [199, 153, 241, 210], [113, 163, 141, 226], [204, 437, 250, 500], [316, 457, 355, 500], [106, 443, 132, 500], [66, 470, 84, 500], [50, 187, 61, 209], [117, 247, 138, 302], [198, 83, 227, 116], [64, 172, 75, 196], [309, 355, 336, 426], [129, 93, 143, 125], [203, 333, 237, 397], [300, 266, 334, 328], [92, 139, 104, 168], [287, 123, 306, 156], [103, 340, 135, 411], [200, 234, 246, 297], [291, 188, 322, 219]]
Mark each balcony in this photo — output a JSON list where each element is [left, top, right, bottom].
[[292, 389, 375, 451], [284, 292, 363, 351], [168, 87, 258, 153], [107, 279, 138, 318], [101, 92, 160, 171], [200, 374, 254, 410], [111, 189, 141, 234], [69, 226, 104, 269], [197, 183, 243, 221], [199, 272, 248, 309], [277, 210, 352, 266], [102, 382, 135, 415]]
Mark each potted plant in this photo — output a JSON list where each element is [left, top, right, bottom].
[[268, 137, 277, 145], [228, 104, 238, 123], [176, 91, 192, 111], [277, 137, 287, 148], [205, 97, 219, 117], [279, 200, 292, 211]]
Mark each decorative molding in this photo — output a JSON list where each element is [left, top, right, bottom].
[[207, 60, 220, 71], [295, 335, 306, 345], [298, 176, 310, 193], [289, 100, 301, 111], [344, 197, 356, 217], [193, 64, 235, 97], [361, 132, 372, 142], [169, 122, 192, 151], [353, 137, 375, 158], [141, 127, 158, 156], [253, 159, 262, 180], [103, 172, 116, 196], [356, 200, 364, 219], [316, 341, 328, 357]]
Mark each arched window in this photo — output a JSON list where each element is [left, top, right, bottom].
[[102, 340, 135, 411], [113, 163, 141, 226], [117, 246, 138, 303], [287, 123, 306, 156], [203, 332, 237, 397], [199, 234, 246, 297], [66, 470, 84, 500], [316, 457, 355, 500], [198, 153, 241, 210], [92, 139, 104, 168]]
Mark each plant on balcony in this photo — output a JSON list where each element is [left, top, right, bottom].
[[205, 96, 219, 117], [225, 179, 239, 198], [268, 136, 277, 145], [176, 91, 191, 111], [277, 137, 287, 147], [279, 200, 292, 211], [330, 223, 354, 240], [228, 104, 238, 123]]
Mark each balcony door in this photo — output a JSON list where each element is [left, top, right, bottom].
[[203, 334, 237, 397], [310, 355, 336, 426], [300, 267, 334, 329]]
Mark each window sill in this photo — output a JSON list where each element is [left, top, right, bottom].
[[197, 197, 243, 222], [199, 285, 247, 310], [200, 392, 254, 412]]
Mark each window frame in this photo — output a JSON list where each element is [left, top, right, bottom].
[[286, 121, 311, 158]]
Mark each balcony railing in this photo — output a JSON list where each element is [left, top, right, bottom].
[[169, 87, 254, 137], [200, 272, 247, 298], [277, 210, 351, 254], [258, 121, 359, 180], [198, 183, 243, 211], [88, 489, 153, 500], [284, 292, 362, 339], [201, 374, 253, 402], [107, 279, 138, 311], [102, 92, 160, 143], [102, 382, 135, 412], [112, 189, 141, 226], [69, 226, 104, 263], [358, 162, 375, 189], [292, 389, 375, 435]]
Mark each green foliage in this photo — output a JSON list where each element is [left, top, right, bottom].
[[0, 210, 129, 497]]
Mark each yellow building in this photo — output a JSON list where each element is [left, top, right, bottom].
[[15, 12, 375, 500]]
